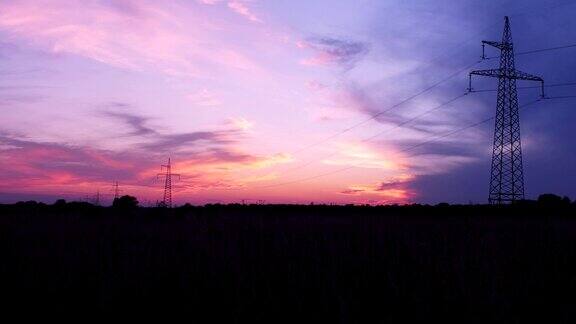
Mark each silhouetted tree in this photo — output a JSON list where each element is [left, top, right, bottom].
[[13, 201, 45, 211], [67, 201, 96, 209], [537, 194, 571, 207], [53, 199, 67, 207], [157, 201, 168, 208], [112, 195, 139, 209]]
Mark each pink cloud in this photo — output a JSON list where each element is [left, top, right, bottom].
[[301, 52, 340, 66], [228, 117, 254, 132], [0, 0, 263, 78], [323, 142, 406, 171], [196, 0, 263, 23], [305, 80, 328, 91], [227, 1, 262, 23], [0, 137, 284, 200], [0, 107, 292, 201], [186, 89, 222, 107], [339, 174, 417, 205], [197, 0, 224, 4]]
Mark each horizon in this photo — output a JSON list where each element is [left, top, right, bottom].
[[1, 0, 575, 205], [3, 192, 574, 207]]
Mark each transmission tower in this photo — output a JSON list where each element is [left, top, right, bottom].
[[94, 190, 101, 206], [112, 181, 122, 200], [157, 158, 180, 208], [468, 16, 545, 204]]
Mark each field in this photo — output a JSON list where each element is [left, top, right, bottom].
[[1, 202, 576, 322]]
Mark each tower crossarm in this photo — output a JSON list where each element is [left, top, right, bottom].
[[482, 40, 511, 50], [470, 68, 542, 81], [157, 173, 181, 179], [470, 68, 503, 78], [510, 69, 544, 82], [469, 69, 545, 96]]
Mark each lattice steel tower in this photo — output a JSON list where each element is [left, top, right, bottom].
[[113, 181, 121, 200], [468, 16, 544, 204], [157, 158, 180, 208]]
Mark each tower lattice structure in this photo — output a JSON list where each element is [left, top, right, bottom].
[[113, 181, 121, 200], [157, 158, 180, 208], [469, 16, 544, 204]]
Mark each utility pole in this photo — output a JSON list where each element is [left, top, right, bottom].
[[468, 16, 545, 204], [157, 158, 180, 208]]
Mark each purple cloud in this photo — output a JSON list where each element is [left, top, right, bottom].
[[300, 37, 369, 67]]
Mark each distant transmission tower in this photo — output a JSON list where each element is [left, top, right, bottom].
[[94, 190, 101, 206], [157, 158, 180, 208], [468, 16, 545, 204], [112, 181, 122, 200]]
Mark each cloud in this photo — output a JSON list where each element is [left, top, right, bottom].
[[0, 131, 291, 197], [0, 93, 44, 106], [228, 117, 254, 131], [197, 0, 224, 4], [298, 37, 369, 67], [337, 84, 386, 119], [339, 174, 416, 204], [400, 140, 481, 159], [323, 142, 404, 171], [99, 106, 238, 153], [305, 80, 328, 91], [186, 89, 222, 107], [139, 130, 235, 152], [0, 84, 47, 107], [0, 133, 147, 187], [339, 184, 413, 203], [248, 153, 292, 169], [195, 0, 262, 23], [227, 1, 262, 23], [312, 73, 489, 202], [101, 109, 157, 137], [97, 108, 288, 180], [0, 0, 263, 78]]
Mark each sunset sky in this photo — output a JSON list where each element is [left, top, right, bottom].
[[1, 0, 575, 205]]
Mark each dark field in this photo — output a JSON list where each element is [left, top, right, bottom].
[[1, 203, 576, 322]]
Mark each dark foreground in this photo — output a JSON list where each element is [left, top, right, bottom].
[[1, 202, 576, 322]]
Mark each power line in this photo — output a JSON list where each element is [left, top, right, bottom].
[[281, 92, 471, 175], [357, 93, 470, 144], [510, 0, 576, 19], [290, 60, 482, 155], [517, 44, 576, 56], [288, 23, 574, 157], [257, 100, 539, 189], [469, 81, 576, 93], [545, 95, 576, 99], [266, 21, 503, 152], [288, 34, 574, 157], [261, 18, 538, 158], [254, 96, 574, 190], [484, 43, 576, 60], [281, 79, 576, 177], [402, 99, 539, 158]]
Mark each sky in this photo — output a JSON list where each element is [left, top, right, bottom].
[[0, 0, 575, 205]]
